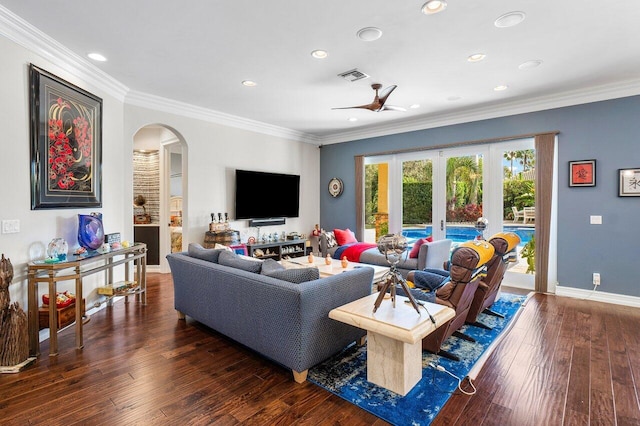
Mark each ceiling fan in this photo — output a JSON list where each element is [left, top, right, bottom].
[[332, 83, 406, 112]]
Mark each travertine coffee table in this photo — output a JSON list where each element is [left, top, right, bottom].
[[329, 293, 455, 395]]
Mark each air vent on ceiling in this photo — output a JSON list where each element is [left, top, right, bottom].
[[337, 68, 370, 82]]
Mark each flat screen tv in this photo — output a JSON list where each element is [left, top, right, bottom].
[[235, 169, 300, 220]]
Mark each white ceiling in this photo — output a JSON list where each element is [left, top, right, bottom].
[[2, 0, 640, 144]]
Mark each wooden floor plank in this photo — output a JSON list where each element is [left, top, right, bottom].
[[3, 276, 640, 425]]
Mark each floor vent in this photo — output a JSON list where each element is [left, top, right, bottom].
[[337, 68, 370, 82]]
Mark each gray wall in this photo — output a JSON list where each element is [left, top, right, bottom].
[[320, 95, 640, 297]]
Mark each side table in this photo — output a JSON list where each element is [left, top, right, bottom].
[[329, 293, 455, 395], [27, 243, 147, 357]]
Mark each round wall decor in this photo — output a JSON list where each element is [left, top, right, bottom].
[[328, 177, 344, 197]]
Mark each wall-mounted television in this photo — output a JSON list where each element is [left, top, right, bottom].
[[235, 169, 300, 220]]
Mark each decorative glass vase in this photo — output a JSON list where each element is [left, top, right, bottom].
[[78, 213, 104, 250], [46, 238, 69, 261]]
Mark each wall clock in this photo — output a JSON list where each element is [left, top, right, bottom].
[[328, 177, 344, 197]]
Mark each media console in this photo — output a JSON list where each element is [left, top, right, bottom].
[[246, 238, 308, 260]]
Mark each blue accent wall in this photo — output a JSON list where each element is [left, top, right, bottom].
[[320, 95, 640, 296]]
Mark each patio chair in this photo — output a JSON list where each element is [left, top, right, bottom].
[[523, 206, 535, 223], [511, 206, 524, 222]]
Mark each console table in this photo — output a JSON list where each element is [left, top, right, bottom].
[[27, 243, 147, 357]]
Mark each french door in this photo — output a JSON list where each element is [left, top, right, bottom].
[[363, 139, 535, 289]]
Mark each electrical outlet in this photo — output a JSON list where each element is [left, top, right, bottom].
[[1, 219, 20, 234], [593, 273, 601, 286]]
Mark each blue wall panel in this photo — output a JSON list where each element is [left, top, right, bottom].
[[320, 95, 640, 296]]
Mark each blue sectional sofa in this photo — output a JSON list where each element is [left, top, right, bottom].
[[166, 249, 374, 383]]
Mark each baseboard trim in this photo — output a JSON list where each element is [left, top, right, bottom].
[[555, 285, 640, 308]]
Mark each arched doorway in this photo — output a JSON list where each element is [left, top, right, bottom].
[[132, 124, 188, 273]]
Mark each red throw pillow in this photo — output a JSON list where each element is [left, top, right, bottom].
[[409, 236, 434, 258], [334, 228, 357, 246]]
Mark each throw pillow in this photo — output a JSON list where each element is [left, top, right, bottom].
[[261, 258, 285, 275], [324, 231, 338, 248], [334, 228, 357, 246], [218, 250, 263, 273], [264, 267, 320, 284], [188, 243, 224, 263], [408, 236, 434, 258]]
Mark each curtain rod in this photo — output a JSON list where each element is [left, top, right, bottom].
[[354, 130, 560, 158]]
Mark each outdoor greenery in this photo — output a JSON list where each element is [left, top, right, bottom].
[[366, 150, 535, 227]]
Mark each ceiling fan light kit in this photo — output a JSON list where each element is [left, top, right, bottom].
[[421, 0, 447, 15]]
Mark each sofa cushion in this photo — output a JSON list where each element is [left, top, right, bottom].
[[334, 228, 357, 246], [261, 258, 285, 275], [218, 250, 263, 273], [188, 243, 225, 263], [324, 231, 338, 248], [264, 267, 320, 284], [408, 236, 433, 258]]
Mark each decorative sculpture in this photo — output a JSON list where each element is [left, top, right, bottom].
[[78, 212, 105, 250], [0, 254, 29, 368], [372, 234, 426, 317]]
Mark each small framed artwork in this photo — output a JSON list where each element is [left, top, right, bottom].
[[569, 160, 596, 187], [618, 168, 640, 197], [29, 64, 103, 209]]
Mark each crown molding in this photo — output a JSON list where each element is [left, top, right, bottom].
[[3, 5, 640, 146], [0, 5, 129, 100], [126, 90, 321, 145], [318, 78, 640, 145]]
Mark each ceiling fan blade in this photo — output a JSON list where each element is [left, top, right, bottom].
[[331, 103, 378, 111], [378, 85, 398, 104], [380, 104, 407, 112]]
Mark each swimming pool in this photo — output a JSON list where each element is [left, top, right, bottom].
[[402, 225, 533, 246]]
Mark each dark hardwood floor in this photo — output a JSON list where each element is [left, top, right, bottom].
[[2, 274, 639, 425]]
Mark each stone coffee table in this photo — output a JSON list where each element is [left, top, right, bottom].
[[329, 293, 455, 395]]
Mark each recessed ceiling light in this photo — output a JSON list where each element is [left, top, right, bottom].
[[518, 59, 543, 70], [410, 104, 421, 109], [311, 50, 328, 59], [348, 117, 358, 122], [494, 11, 526, 28], [421, 0, 447, 15], [87, 52, 107, 62], [357, 27, 383, 42], [467, 53, 486, 62], [242, 80, 257, 87], [494, 85, 509, 91]]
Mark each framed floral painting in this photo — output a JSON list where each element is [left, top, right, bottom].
[[29, 64, 102, 209]]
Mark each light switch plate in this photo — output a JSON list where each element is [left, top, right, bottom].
[[590, 215, 602, 225], [1, 219, 20, 233]]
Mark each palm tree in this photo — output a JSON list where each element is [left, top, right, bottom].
[[504, 151, 518, 175], [446, 156, 480, 210]]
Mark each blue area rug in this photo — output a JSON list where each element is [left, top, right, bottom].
[[308, 293, 527, 426]]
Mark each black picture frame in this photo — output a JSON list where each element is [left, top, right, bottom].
[[29, 64, 102, 209], [618, 168, 640, 197], [568, 159, 596, 187]]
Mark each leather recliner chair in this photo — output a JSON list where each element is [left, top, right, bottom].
[[405, 240, 495, 361], [465, 232, 520, 329]]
